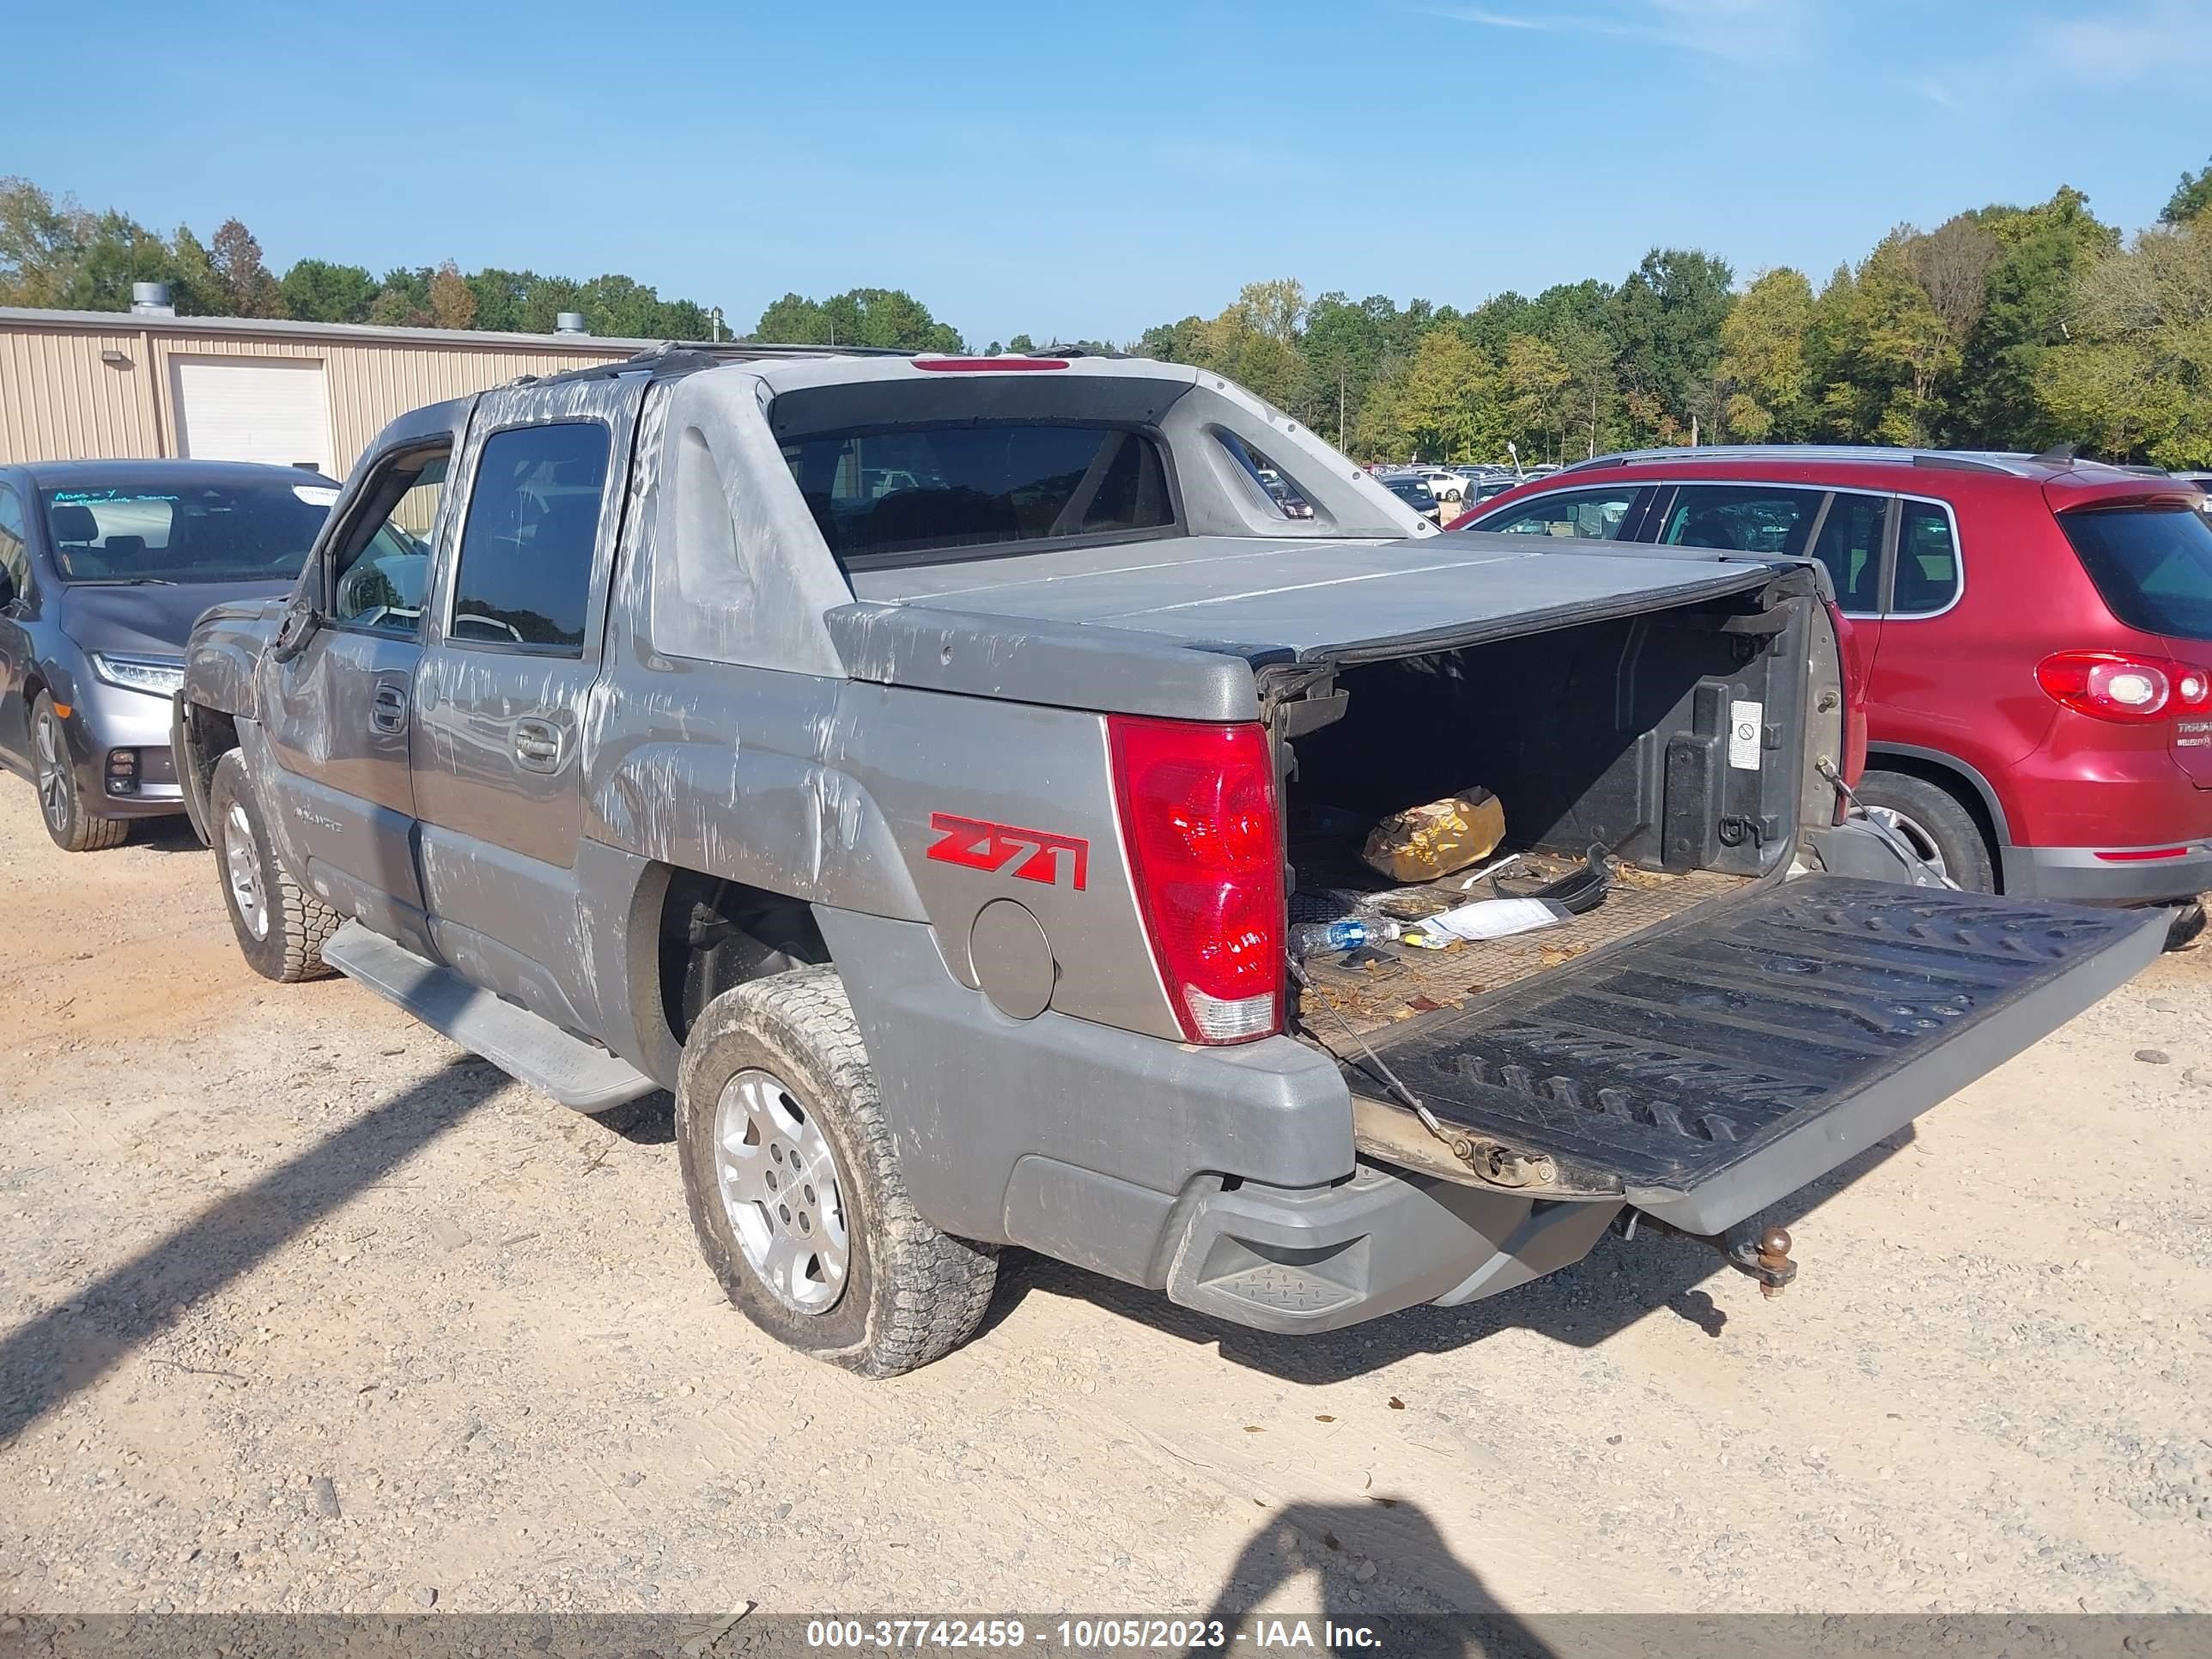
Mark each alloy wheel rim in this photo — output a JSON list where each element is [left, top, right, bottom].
[[222, 801, 270, 940], [1864, 805, 1950, 881], [712, 1067, 850, 1315], [33, 714, 69, 833]]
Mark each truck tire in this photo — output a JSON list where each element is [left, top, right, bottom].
[[676, 967, 997, 1376], [30, 694, 129, 852], [207, 749, 340, 982], [1854, 769, 1996, 892]]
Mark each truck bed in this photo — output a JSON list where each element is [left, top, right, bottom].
[[1291, 854, 1753, 1042]]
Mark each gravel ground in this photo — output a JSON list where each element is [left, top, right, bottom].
[[0, 783, 2207, 1620]]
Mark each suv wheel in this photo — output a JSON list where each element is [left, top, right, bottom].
[[1856, 769, 1996, 892], [30, 694, 129, 852], [676, 967, 997, 1376], [207, 750, 341, 981]]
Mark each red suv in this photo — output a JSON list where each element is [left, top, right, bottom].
[[1455, 447, 2212, 909]]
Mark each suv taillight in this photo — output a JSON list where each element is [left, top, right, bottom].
[[1108, 715, 1283, 1044], [2036, 650, 2212, 723]]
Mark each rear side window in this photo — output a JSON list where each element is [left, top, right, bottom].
[[1474, 487, 1639, 539], [1658, 485, 1822, 557], [781, 422, 1173, 562], [1893, 500, 1961, 615], [448, 422, 610, 651], [2059, 505, 2212, 641], [1810, 492, 1887, 614]]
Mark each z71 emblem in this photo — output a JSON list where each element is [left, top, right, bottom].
[[927, 811, 1090, 891]]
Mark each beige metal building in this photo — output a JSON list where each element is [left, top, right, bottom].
[[0, 299, 655, 481]]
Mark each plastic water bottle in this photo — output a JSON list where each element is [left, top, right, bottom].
[[1288, 918, 1401, 958]]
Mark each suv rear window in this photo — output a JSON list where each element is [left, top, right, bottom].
[[2060, 505, 2212, 641], [781, 423, 1174, 562]]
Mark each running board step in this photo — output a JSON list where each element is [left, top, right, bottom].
[[322, 921, 659, 1112]]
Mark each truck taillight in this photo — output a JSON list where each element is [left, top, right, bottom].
[[1107, 715, 1283, 1045], [2036, 650, 2212, 723], [1828, 603, 1869, 789]]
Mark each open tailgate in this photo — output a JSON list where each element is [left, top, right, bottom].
[[1356, 878, 2165, 1234]]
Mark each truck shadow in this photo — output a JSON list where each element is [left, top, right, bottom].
[[982, 1130, 1911, 1384], [0, 1059, 507, 1450], [1195, 1497, 1554, 1654]]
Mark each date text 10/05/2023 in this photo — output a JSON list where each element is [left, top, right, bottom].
[[805, 1620, 1386, 1650]]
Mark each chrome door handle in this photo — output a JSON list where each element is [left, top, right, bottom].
[[513, 718, 562, 772], [369, 684, 408, 735]]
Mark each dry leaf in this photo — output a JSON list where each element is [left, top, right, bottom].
[[1315, 1413, 1336, 1423], [1388, 1396, 1406, 1410], [1243, 1425, 1264, 1433]]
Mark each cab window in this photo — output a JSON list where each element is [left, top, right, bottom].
[[327, 447, 450, 637], [1473, 487, 1642, 540], [448, 422, 611, 651]]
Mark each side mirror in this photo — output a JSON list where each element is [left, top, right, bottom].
[[269, 593, 322, 663]]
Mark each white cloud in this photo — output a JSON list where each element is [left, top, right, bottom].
[[1417, 0, 1809, 63]]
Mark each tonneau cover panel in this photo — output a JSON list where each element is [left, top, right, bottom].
[[838, 534, 1785, 705]]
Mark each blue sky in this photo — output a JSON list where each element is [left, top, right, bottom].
[[6, 0, 2206, 343]]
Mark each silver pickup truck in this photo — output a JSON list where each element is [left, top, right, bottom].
[[173, 346, 2166, 1376]]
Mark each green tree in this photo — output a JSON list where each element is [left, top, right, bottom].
[[1718, 268, 1817, 441], [1499, 333, 1574, 462], [2163, 156, 2212, 224], [1948, 187, 2118, 447], [0, 175, 82, 305], [2041, 216, 2212, 465], [1609, 248, 1735, 445], [279, 258, 376, 323], [368, 267, 433, 327], [1006, 331, 1037, 353], [754, 288, 960, 351]]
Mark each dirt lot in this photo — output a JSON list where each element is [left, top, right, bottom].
[[1, 784, 2208, 1620]]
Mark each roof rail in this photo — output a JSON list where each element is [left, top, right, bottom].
[[510, 337, 916, 391], [1559, 444, 2057, 478]]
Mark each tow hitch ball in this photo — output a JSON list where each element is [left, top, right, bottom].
[[1618, 1212, 1798, 1297]]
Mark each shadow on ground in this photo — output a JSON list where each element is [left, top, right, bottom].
[[1197, 1497, 1554, 1653], [983, 1129, 1911, 1384], [0, 1058, 508, 1449]]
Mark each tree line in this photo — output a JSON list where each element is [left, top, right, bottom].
[[1134, 165, 2212, 470], [7, 163, 2211, 465], [0, 177, 717, 340]]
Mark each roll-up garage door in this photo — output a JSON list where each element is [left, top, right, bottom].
[[170, 358, 333, 474]]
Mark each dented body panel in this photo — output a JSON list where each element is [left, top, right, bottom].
[[175, 351, 2160, 1340]]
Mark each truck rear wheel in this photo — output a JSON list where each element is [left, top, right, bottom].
[[208, 750, 340, 982], [675, 967, 997, 1376]]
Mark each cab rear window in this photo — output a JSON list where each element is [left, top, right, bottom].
[[781, 422, 1174, 563], [2059, 505, 2212, 641]]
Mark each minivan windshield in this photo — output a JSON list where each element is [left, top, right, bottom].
[[41, 477, 332, 585], [2058, 504, 2212, 641]]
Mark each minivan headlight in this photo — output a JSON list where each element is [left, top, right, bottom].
[[89, 653, 186, 696]]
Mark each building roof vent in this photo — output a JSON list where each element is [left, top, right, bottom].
[[130, 282, 175, 317], [554, 312, 589, 335]]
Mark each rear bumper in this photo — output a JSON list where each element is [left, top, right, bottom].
[[2002, 841, 2212, 907], [1163, 1164, 1620, 1335]]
